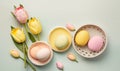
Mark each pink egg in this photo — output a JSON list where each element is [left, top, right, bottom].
[[30, 46, 40, 59], [30, 45, 51, 62], [88, 36, 104, 52]]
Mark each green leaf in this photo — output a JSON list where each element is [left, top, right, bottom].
[[27, 19, 29, 23], [14, 5, 16, 9], [11, 26, 15, 29], [11, 12, 16, 18], [11, 26, 24, 52], [20, 4, 24, 8], [11, 35, 24, 52], [28, 32, 36, 43]]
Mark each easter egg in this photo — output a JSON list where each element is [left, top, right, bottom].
[[30, 46, 40, 59], [75, 30, 89, 46], [88, 36, 104, 52], [36, 47, 51, 62], [55, 35, 69, 50], [30, 46, 51, 62]]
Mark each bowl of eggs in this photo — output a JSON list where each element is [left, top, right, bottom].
[[48, 27, 72, 52], [28, 41, 53, 66], [73, 24, 107, 58]]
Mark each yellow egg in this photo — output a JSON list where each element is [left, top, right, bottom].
[[75, 30, 89, 46]]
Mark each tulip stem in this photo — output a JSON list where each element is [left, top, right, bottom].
[[23, 24, 29, 38], [21, 43, 36, 71], [23, 43, 27, 68], [20, 56, 36, 71], [24, 24, 28, 32], [24, 42, 28, 50], [37, 33, 40, 41], [74, 60, 78, 63]]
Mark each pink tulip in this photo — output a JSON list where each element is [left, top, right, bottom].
[[12, 4, 28, 24]]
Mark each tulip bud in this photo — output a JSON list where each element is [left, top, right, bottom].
[[12, 4, 28, 24], [56, 61, 64, 70], [10, 49, 20, 58], [11, 28, 26, 43], [28, 17, 42, 35], [66, 24, 75, 31], [67, 53, 78, 63]]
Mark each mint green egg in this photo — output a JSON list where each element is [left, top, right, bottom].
[[55, 35, 69, 50]]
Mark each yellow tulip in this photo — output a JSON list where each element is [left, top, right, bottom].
[[11, 28, 26, 43], [28, 17, 42, 35], [10, 49, 20, 58]]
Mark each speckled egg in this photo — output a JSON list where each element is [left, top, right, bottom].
[[88, 36, 104, 52], [75, 30, 90, 46]]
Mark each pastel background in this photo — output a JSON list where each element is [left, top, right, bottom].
[[0, 0, 120, 71]]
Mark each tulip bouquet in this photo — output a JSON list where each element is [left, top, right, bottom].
[[10, 4, 42, 71]]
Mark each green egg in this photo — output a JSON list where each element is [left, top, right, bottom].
[[55, 35, 69, 50]]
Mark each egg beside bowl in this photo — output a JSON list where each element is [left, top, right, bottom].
[[28, 41, 53, 66]]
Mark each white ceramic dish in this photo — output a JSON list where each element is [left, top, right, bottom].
[[73, 24, 107, 58], [28, 41, 53, 66]]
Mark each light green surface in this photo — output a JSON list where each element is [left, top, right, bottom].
[[0, 0, 120, 71]]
